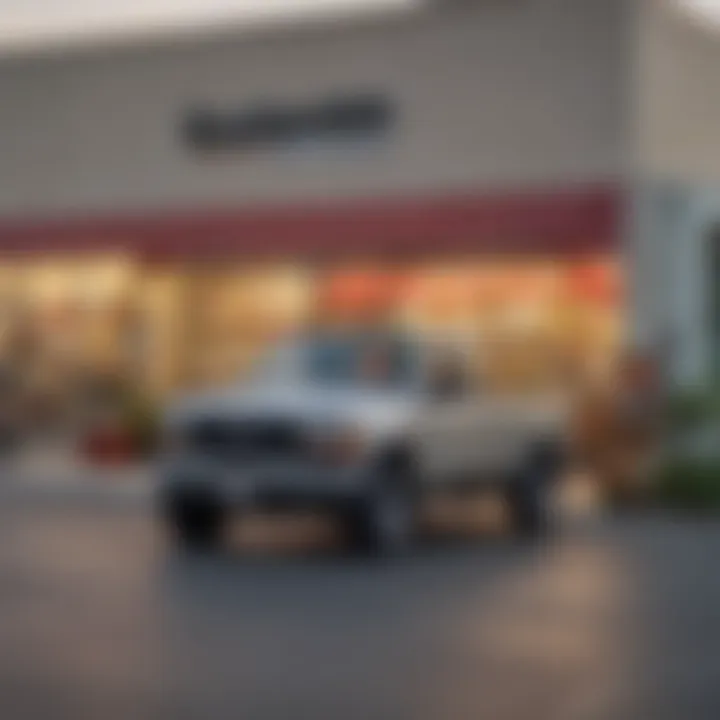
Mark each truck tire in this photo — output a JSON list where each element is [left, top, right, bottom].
[[164, 492, 226, 551], [346, 476, 418, 558], [505, 461, 553, 539]]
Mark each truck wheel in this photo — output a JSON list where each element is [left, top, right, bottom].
[[346, 478, 417, 558], [164, 493, 226, 551], [505, 464, 553, 539]]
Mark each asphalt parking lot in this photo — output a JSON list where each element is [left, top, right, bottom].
[[0, 496, 719, 720]]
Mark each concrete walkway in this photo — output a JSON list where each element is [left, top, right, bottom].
[[0, 443, 153, 508]]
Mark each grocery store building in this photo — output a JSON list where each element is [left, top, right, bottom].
[[0, 0, 718, 403]]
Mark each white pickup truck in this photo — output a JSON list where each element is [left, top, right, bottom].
[[159, 330, 568, 555]]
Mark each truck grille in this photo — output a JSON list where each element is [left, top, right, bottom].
[[185, 418, 307, 461]]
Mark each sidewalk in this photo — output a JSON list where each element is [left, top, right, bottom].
[[0, 443, 154, 509]]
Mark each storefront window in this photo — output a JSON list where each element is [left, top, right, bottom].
[[315, 259, 622, 393], [0, 255, 139, 439], [180, 265, 315, 388], [0, 253, 622, 418]]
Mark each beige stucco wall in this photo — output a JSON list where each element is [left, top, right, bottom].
[[0, 0, 628, 220], [635, 0, 720, 182]]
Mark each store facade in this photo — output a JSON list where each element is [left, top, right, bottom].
[[0, 0, 633, 418], [0, 187, 624, 406]]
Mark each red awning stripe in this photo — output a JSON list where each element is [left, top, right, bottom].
[[0, 184, 621, 259]]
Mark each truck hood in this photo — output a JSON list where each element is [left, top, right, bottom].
[[165, 383, 421, 438]]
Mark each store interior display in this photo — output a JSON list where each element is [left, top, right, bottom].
[[0, 254, 623, 421], [317, 259, 623, 393], [182, 265, 314, 387]]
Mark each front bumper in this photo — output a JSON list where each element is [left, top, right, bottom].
[[158, 456, 368, 509]]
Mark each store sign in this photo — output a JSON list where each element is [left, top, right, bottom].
[[184, 94, 393, 154]]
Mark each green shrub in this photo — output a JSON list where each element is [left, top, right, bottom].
[[119, 393, 161, 458], [667, 387, 720, 435], [655, 458, 720, 511]]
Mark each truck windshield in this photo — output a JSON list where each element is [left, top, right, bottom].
[[304, 334, 417, 389], [254, 333, 418, 389]]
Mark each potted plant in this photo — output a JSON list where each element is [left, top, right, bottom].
[[119, 392, 161, 459], [79, 373, 157, 466]]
